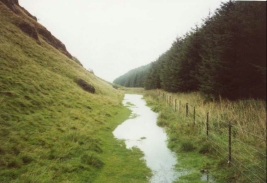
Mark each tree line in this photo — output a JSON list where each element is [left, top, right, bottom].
[[113, 64, 151, 87], [114, 1, 266, 100]]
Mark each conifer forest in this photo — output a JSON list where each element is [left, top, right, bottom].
[[114, 1, 266, 101]]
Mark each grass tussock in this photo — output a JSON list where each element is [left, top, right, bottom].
[[144, 89, 266, 183], [81, 153, 104, 169]]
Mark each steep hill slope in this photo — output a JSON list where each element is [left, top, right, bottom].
[[0, 1, 150, 182]]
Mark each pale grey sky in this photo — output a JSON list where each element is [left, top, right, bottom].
[[19, 0, 228, 82]]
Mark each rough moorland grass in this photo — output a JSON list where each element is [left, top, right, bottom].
[[0, 4, 150, 182], [144, 90, 266, 183]]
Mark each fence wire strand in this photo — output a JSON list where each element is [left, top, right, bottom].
[[209, 132, 228, 147], [230, 161, 260, 183], [231, 157, 266, 183], [208, 137, 228, 155], [233, 138, 267, 158], [238, 128, 266, 142]]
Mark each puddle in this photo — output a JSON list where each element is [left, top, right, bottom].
[[201, 172, 215, 183], [113, 94, 179, 182]]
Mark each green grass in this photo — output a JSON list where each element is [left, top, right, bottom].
[[144, 90, 266, 183], [0, 3, 150, 182]]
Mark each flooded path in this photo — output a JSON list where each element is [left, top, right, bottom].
[[113, 94, 179, 182]]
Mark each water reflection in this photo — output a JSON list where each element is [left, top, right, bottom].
[[113, 94, 179, 183], [201, 172, 215, 183]]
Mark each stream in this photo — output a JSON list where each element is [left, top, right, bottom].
[[113, 94, 179, 182]]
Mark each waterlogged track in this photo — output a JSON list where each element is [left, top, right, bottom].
[[113, 94, 179, 183]]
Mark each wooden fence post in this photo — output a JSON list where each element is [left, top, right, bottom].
[[186, 103, 188, 117], [206, 112, 209, 136], [193, 106, 196, 125], [165, 94, 167, 103], [228, 122, 232, 166], [174, 99, 177, 111]]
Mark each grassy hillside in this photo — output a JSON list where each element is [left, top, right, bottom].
[[0, 2, 150, 182]]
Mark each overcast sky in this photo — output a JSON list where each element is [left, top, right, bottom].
[[19, 0, 229, 82]]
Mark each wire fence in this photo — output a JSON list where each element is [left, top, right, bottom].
[[156, 90, 266, 183]]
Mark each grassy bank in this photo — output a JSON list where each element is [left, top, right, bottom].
[[143, 90, 266, 183], [0, 3, 150, 182]]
